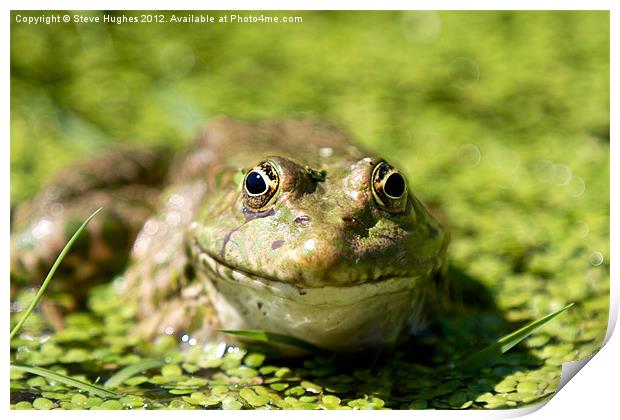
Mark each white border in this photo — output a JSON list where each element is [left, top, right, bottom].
[[2, 2, 617, 420]]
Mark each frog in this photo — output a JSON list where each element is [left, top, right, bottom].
[[11, 117, 450, 353]]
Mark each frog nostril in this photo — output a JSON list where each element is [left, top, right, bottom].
[[342, 215, 359, 228], [294, 215, 311, 227]]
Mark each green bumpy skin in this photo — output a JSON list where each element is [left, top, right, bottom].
[[11, 117, 450, 353]]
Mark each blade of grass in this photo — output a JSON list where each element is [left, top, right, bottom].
[[104, 359, 164, 388], [11, 364, 120, 398], [456, 302, 575, 372], [219, 329, 325, 354], [10, 208, 102, 341]]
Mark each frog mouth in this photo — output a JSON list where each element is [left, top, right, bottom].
[[196, 249, 423, 305], [196, 250, 428, 352]]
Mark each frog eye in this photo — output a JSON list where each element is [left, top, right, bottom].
[[243, 161, 280, 210], [371, 161, 408, 212]]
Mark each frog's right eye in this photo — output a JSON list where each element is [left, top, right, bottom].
[[243, 161, 280, 211], [371, 161, 408, 213]]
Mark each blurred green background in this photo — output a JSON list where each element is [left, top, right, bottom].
[[11, 11, 609, 202], [10, 10, 610, 409]]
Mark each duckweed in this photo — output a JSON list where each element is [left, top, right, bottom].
[[300, 381, 322, 394], [516, 381, 539, 395], [320, 395, 341, 408], [347, 396, 385, 410], [244, 353, 266, 368], [226, 366, 259, 379], [99, 400, 123, 410], [269, 383, 289, 391], [239, 388, 271, 407], [124, 376, 149, 386], [285, 386, 306, 397], [70, 394, 88, 407], [161, 364, 182, 377], [220, 396, 243, 410], [14, 401, 34, 410], [32, 398, 55, 410]]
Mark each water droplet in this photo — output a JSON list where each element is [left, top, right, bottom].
[[215, 342, 227, 357], [449, 57, 480, 88], [458, 144, 481, 168], [589, 252, 604, 266], [50, 202, 64, 216], [133, 238, 149, 256], [319, 147, 333, 158], [144, 219, 159, 235], [533, 160, 554, 183], [112, 276, 126, 292], [165, 326, 174, 335], [304, 239, 316, 252], [166, 211, 182, 226], [32, 219, 53, 240], [551, 164, 572, 186], [347, 191, 361, 200], [181, 334, 189, 342], [44, 186, 61, 201], [567, 176, 585, 197], [168, 194, 185, 208]]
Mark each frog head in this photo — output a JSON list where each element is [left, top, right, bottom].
[[191, 152, 448, 352]]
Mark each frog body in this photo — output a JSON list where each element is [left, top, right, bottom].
[[11, 118, 449, 352]]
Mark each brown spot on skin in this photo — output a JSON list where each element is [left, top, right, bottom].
[[271, 240, 285, 249]]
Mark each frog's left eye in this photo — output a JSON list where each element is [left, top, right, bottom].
[[243, 161, 280, 211], [371, 161, 407, 212]]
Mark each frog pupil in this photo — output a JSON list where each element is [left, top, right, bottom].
[[245, 171, 267, 195], [384, 173, 405, 198]]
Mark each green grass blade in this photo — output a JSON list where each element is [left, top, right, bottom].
[[11, 364, 120, 398], [219, 329, 325, 353], [104, 359, 164, 388], [456, 302, 574, 372], [10, 208, 102, 341]]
